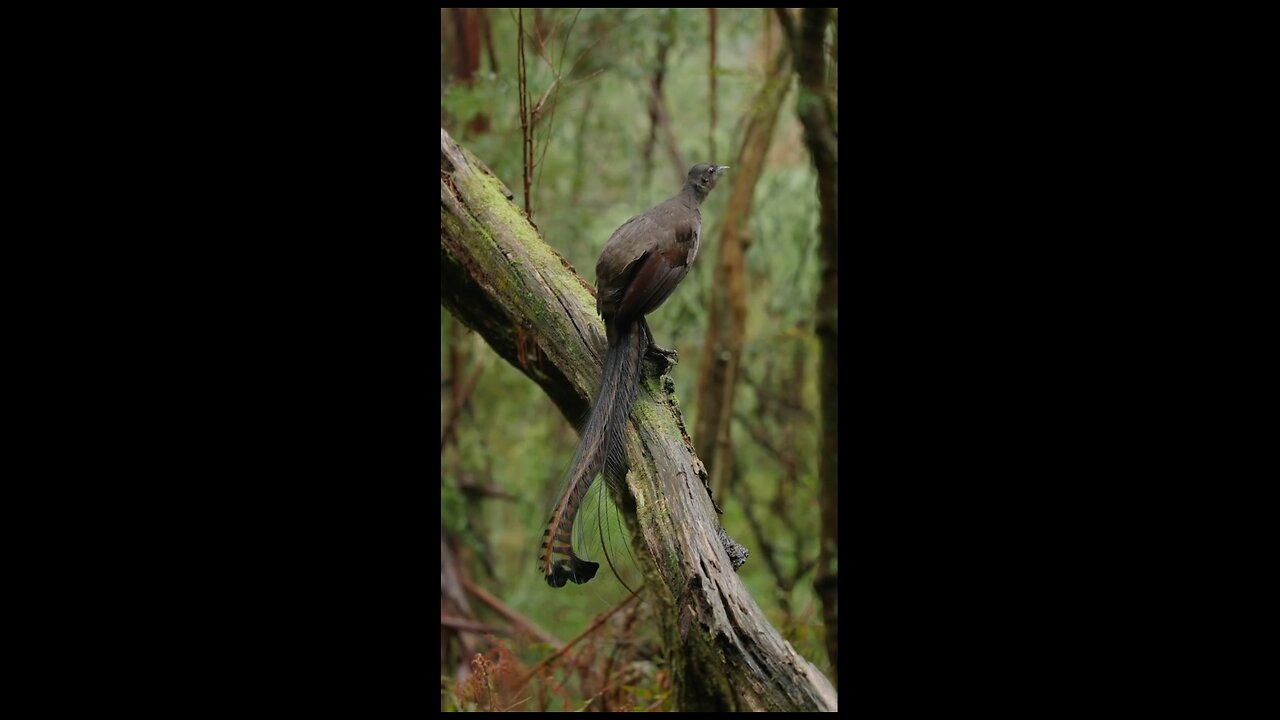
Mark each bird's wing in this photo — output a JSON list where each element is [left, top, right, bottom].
[[596, 213, 657, 317], [613, 249, 690, 322], [597, 202, 697, 322], [597, 214, 654, 280]]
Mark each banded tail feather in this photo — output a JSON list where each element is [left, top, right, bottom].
[[539, 320, 642, 588]]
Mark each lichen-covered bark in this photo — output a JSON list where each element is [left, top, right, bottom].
[[441, 128, 836, 711]]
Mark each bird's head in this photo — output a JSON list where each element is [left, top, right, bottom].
[[686, 163, 730, 197]]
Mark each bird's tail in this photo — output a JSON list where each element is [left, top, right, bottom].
[[539, 320, 642, 587]]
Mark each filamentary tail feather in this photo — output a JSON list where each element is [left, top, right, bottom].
[[539, 321, 641, 587]]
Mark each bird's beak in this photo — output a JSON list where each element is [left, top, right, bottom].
[[716, 165, 730, 173]]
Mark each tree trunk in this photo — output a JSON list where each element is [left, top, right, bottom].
[[694, 44, 792, 502], [440, 128, 836, 711], [776, 7, 839, 684], [449, 8, 489, 134]]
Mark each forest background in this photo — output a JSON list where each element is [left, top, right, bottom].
[[441, 8, 837, 711]]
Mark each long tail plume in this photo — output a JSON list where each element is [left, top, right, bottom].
[[540, 321, 642, 587]]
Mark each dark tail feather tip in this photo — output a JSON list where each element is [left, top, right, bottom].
[[545, 559, 600, 588]]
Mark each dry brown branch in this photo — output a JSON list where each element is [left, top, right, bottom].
[[455, 480, 517, 502], [462, 576, 563, 650], [517, 9, 532, 215], [441, 615, 511, 636], [440, 359, 486, 451], [514, 591, 639, 690]]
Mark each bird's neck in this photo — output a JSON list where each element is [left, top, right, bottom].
[[678, 184, 707, 207]]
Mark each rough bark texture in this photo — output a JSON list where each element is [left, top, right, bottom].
[[441, 128, 836, 711], [777, 6, 839, 684], [694, 44, 792, 501]]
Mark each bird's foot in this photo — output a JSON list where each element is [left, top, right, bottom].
[[645, 343, 678, 374]]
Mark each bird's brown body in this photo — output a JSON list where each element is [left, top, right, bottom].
[[540, 163, 729, 588]]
